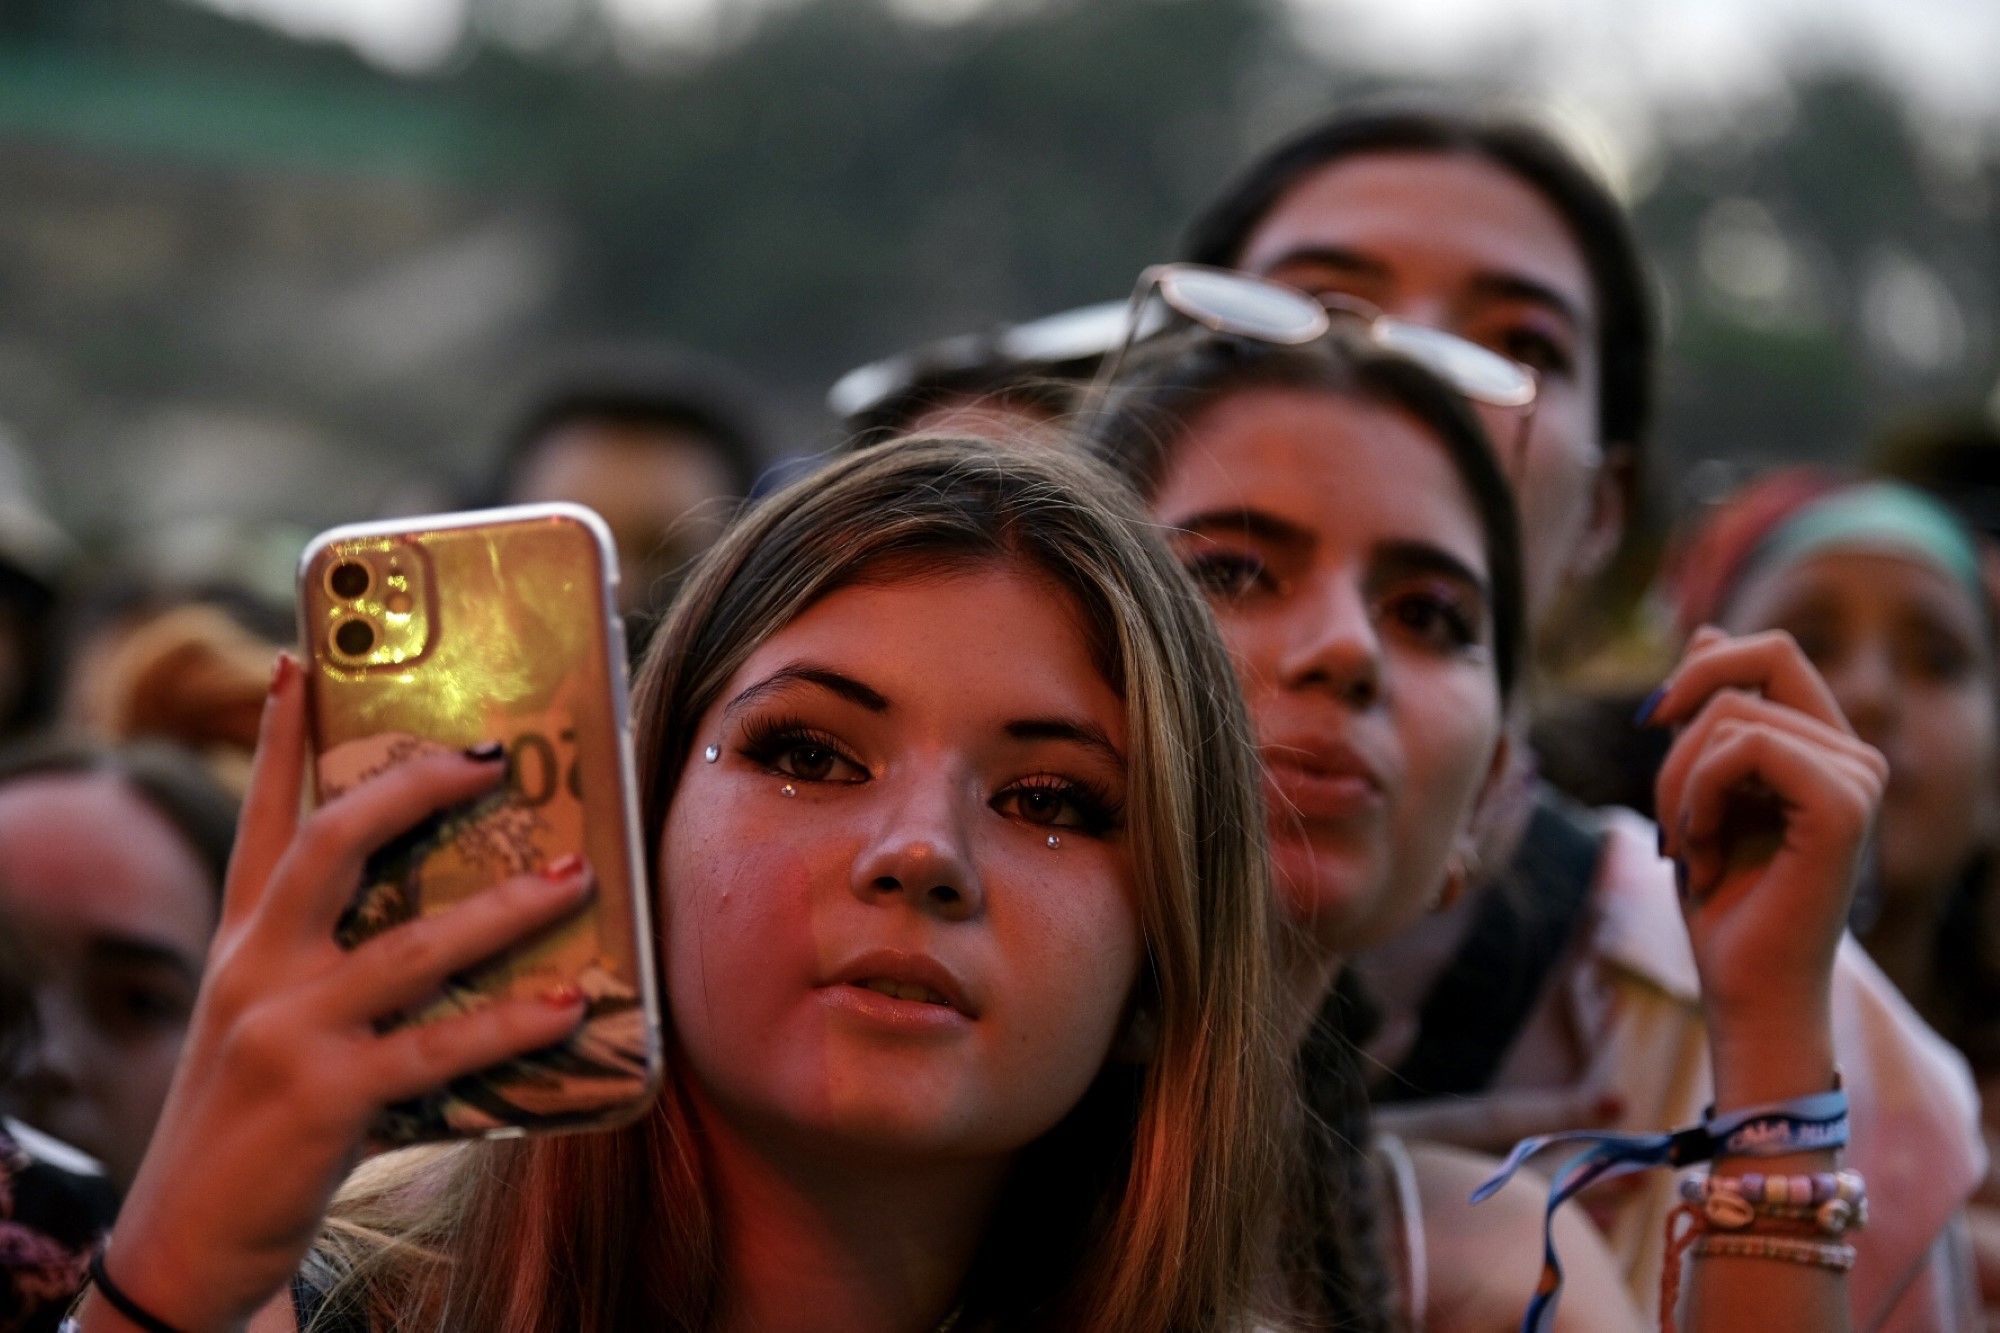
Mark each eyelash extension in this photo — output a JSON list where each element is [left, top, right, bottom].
[[736, 713, 855, 776], [1004, 773, 1127, 838]]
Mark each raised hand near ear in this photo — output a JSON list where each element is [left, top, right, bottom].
[[1643, 626, 1887, 1104]]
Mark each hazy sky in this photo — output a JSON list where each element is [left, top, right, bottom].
[[184, 0, 2000, 117]]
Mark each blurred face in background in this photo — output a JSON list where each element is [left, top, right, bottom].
[[0, 772, 217, 1192], [1724, 549, 2000, 912], [508, 418, 739, 619], [1237, 150, 1623, 638]]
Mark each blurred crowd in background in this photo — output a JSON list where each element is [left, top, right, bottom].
[[2, 0, 1999, 1329]]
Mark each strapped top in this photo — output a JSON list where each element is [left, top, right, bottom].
[[1376, 784, 1605, 1102], [1371, 1132, 1427, 1329]]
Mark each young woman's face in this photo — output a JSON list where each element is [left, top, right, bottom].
[[1238, 150, 1614, 634], [661, 565, 1141, 1162], [1725, 549, 2000, 907], [1151, 386, 1505, 953], [0, 772, 216, 1192]]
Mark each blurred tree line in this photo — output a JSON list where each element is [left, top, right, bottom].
[[0, 0, 1993, 542]]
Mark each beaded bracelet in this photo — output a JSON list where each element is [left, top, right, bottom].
[[1678, 1169, 1869, 1235], [1474, 1086, 1850, 1331], [1691, 1232, 1857, 1271], [1692, 1169, 1865, 1205]]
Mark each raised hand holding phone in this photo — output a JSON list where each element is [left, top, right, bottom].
[[297, 505, 659, 1143], [79, 656, 595, 1332]]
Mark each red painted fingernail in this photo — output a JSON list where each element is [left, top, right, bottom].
[[541, 983, 585, 1008], [270, 651, 297, 693], [543, 853, 586, 883]]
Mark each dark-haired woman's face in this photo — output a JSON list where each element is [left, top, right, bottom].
[[0, 773, 216, 1192], [1237, 150, 1617, 636], [1151, 386, 1505, 953]]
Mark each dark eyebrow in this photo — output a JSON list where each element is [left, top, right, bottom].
[[1004, 718, 1126, 771], [1163, 506, 1313, 548], [723, 663, 891, 718], [1464, 271, 1587, 335], [88, 934, 201, 985], [1261, 244, 1586, 335], [1257, 244, 1388, 283], [1371, 540, 1491, 604]]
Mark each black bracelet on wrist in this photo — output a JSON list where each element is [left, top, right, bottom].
[[87, 1249, 188, 1333]]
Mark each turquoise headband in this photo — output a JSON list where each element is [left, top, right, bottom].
[[1749, 482, 1984, 605]]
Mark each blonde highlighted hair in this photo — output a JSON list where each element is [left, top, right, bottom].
[[309, 436, 1289, 1331]]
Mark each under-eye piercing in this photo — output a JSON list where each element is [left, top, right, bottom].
[[780, 783, 797, 798], [1046, 834, 1062, 849], [704, 745, 720, 763]]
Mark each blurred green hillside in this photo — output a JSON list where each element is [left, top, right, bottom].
[[1, 0, 1994, 543]]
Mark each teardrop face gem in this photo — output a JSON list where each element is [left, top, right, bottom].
[[704, 745, 720, 763], [780, 783, 797, 798], [1046, 833, 1062, 849]]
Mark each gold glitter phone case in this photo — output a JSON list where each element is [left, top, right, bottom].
[[298, 503, 662, 1142]]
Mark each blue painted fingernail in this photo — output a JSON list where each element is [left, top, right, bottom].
[[1634, 686, 1666, 727]]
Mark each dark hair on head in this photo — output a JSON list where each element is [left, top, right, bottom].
[[489, 352, 767, 503], [842, 362, 1078, 452], [1871, 410, 2000, 542], [0, 736, 239, 897], [1184, 101, 1656, 467], [1088, 329, 1525, 704]]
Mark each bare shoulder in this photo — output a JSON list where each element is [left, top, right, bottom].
[[1408, 1141, 1644, 1333]]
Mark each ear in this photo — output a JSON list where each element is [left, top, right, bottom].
[[1437, 843, 1473, 912], [1111, 999, 1157, 1065], [1570, 441, 1635, 587], [1440, 730, 1516, 911]]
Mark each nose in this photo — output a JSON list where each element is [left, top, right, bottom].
[[849, 773, 984, 922], [1278, 574, 1382, 709], [1825, 641, 1897, 748], [5, 986, 80, 1107]]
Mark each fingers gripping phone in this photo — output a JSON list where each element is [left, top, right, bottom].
[[298, 503, 662, 1142]]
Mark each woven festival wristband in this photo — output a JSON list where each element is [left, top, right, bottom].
[[1470, 1089, 1849, 1333]]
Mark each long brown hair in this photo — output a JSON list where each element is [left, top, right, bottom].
[[311, 436, 1290, 1332]]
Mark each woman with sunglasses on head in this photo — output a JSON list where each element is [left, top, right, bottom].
[[1178, 101, 1982, 1329], [70, 439, 1291, 1333], [1092, 315, 1875, 1330]]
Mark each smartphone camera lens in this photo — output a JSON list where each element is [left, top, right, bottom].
[[333, 618, 377, 658], [329, 560, 372, 600]]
